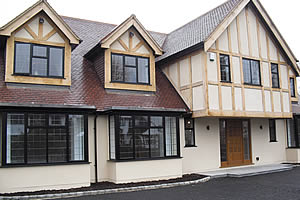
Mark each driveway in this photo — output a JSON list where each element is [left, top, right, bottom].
[[62, 167, 300, 200]]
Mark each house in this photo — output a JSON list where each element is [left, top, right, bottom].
[[0, 0, 299, 194]]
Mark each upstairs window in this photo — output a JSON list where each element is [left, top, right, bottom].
[[220, 54, 231, 82], [111, 53, 149, 84], [243, 58, 261, 86], [290, 77, 296, 97], [271, 63, 280, 88], [14, 42, 64, 78]]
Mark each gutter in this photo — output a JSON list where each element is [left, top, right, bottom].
[[94, 114, 99, 183]]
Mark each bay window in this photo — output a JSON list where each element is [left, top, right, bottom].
[[109, 114, 179, 160], [4, 112, 87, 165]]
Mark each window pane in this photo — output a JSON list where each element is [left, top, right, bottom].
[[135, 128, 149, 159], [242, 121, 250, 160], [33, 45, 47, 57], [243, 59, 251, 84], [290, 78, 295, 97], [69, 115, 85, 161], [124, 67, 137, 83], [251, 60, 260, 85], [185, 129, 194, 146], [49, 48, 64, 77], [296, 118, 300, 146], [165, 117, 177, 156], [15, 43, 30, 74], [48, 128, 67, 163], [150, 128, 164, 158], [125, 56, 136, 66], [49, 114, 66, 126], [32, 58, 47, 76], [6, 114, 25, 164], [271, 64, 278, 73], [219, 120, 227, 162], [185, 118, 194, 129], [111, 54, 123, 81], [135, 116, 148, 127], [150, 116, 163, 127], [109, 116, 116, 159], [119, 116, 133, 159], [287, 119, 296, 147], [220, 55, 230, 82], [272, 73, 279, 88], [269, 119, 276, 142], [27, 128, 47, 164], [28, 114, 46, 127], [138, 58, 149, 83]]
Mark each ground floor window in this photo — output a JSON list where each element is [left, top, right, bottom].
[[269, 119, 277, 142], [109, 114, 180, 160], [287, 118, 300, 148], [184, 118, 195, 147], [3, 112, 87, 165]]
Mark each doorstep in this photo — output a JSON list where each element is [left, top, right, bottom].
[[199, 164, 295, 178]]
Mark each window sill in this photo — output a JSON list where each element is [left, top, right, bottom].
[[12, 74, 65, 79], [184, 145, 197, 148], [220, 81, 232, 84], [269, 140, 278, 143], [0, 161, 90, 168], [108, 156, 182, 163], [110, 81, 151, 86], [286, 147, 300, 149], [243, 83, 262, 87]]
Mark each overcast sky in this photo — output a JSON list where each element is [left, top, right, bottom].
[[1, 0, 299, 56]]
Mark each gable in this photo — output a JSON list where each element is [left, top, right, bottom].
[[101, 15, 163, 56], [13, 12, 66, 45], [0, 0, 80, 45], [110, 27, 152, 55], [204, 0, 299, 75]]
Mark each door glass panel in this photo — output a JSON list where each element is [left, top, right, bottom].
[[242, 121, 250, 160], [219, 120, 227, 162]]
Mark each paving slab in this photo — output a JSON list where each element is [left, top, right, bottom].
[[200, 164, 294, 178]]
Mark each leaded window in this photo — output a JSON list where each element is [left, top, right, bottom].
[[109, 114, 179, 160], [4, 113, 87, 165], [220, 54, 231, 82], [271, 63, 280, 88]]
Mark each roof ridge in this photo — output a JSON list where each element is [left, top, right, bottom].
[[166, 0, 239, 35], [61, 15, 168, 36], [61, 15, 117, 27]]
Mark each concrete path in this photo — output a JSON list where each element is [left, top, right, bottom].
[[200, 164, 294, 178]]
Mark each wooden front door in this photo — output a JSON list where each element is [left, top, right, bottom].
[[226, 120, 244, 166], [220, 119, 252, 167]]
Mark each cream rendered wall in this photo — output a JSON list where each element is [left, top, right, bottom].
[[244, 88, 263, 111], [286, 149, 300, 163], [221, 86, 232, 110], [180, 58, 190, 87], [182, 118, 221, 174], [207, 52, 218, 82], [238, 9, 249, 55], [0, 165, 90, 193], [280, 65, 288, 90], [251, 119, 287, 165], [208, 85, 219, 110]]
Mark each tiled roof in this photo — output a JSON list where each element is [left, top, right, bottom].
[[157, 0, 242, 61], [0, 17, 187, 112]]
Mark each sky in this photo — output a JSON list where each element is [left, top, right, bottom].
[[1, 0, 300, 88], [0, 0, 299, 55]]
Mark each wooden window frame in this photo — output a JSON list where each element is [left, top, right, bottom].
[[242, 58, 261, 86], [184, 118, 196, 147], [269, 119, 277, 142], [271, 63, 280, 88], [109, 113, 180, 161], [14, 42, 65, 79], [220, 54, 231, 83], [111, 53, 150, 85], [2, 111, 88, 167]]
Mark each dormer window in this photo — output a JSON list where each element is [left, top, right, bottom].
[[14, 42, 64, 78], [111, 53, 149, 84]]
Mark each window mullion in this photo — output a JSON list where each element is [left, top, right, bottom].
[[66, 114, 70, 162], [136, 57, 138, 83], [47, 47, 50, 77], [123, 56, 125, 82], [29, 44, 33, 76], [132, 116, 135, 159], [115, 115, 120, 160], [3, 113, 7, 165], [24, 113, 28, 164], [249, 60, 253, 84], [163, 116, 166, 157], [148, 116, 151, 158], [46, 113, 49, 163]]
